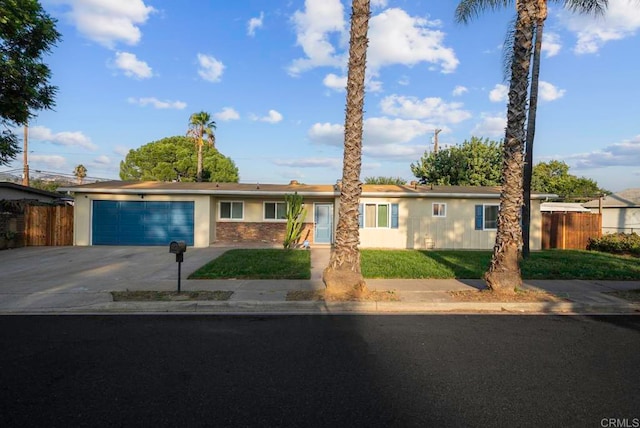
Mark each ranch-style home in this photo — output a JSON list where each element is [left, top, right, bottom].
[[60, 180, 554, 250]]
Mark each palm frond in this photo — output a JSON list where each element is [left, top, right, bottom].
[[455, 0, 513, 24]]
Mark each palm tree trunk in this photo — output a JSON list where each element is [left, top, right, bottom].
[[196, 138, 203, 182], [485, 0, 537, 293], [323, 0, 370, 295], [523, 0, 547, 258]]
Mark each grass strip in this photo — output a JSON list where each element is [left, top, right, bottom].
[[189, 249, 311, 279]]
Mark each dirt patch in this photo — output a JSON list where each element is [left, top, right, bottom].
[[286, 289, 399, 302], [111, 290, 233, 302], [606, 289, 640, 302], [449, 289, 565, 303]]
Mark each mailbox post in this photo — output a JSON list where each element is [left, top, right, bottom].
[[169, 241, 187, 293]]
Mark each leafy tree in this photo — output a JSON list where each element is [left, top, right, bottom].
[[29, 179, 68, 193], [410, 137, 502, 186], [364, 176, 407, 185], [1, 0, 61, 165], [187, 111, 216, 182], [323, 0, 370, 296], [73, 164, 87, 184], [532, 160, 605, 200], [119, 136, 239, 182]]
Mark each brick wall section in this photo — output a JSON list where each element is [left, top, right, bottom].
[[216, 222, 315, 245]]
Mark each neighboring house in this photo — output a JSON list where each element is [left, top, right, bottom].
[[583, 189, 640, 234], [540, 202, 590, 213], [59, 180, 554, 250], [0, 181, 68, 204]]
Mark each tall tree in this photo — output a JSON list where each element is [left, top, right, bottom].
[[0, 0, 60, 165], [456, 0, 607, 292], [522, 0, 607, 257], [411, 137, 502, 186], [119, 136, 239, 182], [323, 0, 370, 296], [187, 111, 216, 182], [73, 164, 87, 184], [457, 0, 538, 293]]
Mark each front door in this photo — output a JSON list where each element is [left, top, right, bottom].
[[314, 204, 333, 244]]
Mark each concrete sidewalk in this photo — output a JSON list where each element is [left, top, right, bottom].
[[0, 246, 639, 314]]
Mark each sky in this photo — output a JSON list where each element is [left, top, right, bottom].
[[3, 0, 640, 192]]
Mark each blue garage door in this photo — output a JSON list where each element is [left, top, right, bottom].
[[92, 201, 194, 246]]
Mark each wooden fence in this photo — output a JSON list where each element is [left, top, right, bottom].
[[23, 205, 74, 246], [542, 212, 601, 250]]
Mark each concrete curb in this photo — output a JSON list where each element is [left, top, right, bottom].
[[1, 300, 638, 315]]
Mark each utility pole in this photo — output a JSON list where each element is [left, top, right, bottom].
[[433, 128, 442, 153], [22, 123, 29, 187]]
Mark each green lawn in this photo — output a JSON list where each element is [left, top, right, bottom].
[[361, 249, 640, 280], [189, 249, 311, 279]]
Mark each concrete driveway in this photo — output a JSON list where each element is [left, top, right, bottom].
[[0, 246, 235, 310]]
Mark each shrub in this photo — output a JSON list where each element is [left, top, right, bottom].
[[587, 233, 640, 255]]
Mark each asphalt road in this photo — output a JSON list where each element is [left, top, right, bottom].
[[1, 315, 639, 427]]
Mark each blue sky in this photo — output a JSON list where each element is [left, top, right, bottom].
[[3, 0, 639, 192]]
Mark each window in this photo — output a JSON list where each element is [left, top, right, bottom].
[[219, 201, 243, 219], [432, 203, 446, 217], [264, 202, 287, 220], [359, 203, 399, 229], [475, 204, 499, 230]]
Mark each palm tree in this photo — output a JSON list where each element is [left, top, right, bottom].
[[187, 111, 216, 182], [456, 0, 607, 292], [322, 0, 371, 296], [73, 164, 87, 184], [522, 0, 607, 257]]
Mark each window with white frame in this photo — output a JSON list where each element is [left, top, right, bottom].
[[359, 203, 399, 229], [432, 203, 447, 217], [483, 204, 499, 229], [264, 201, 287, 220], [219, 201, 243, 220]]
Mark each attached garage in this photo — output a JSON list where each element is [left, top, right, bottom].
[[92, 200, 194, 246]]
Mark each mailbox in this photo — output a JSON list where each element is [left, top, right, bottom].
[[169, 240, 187, 262]]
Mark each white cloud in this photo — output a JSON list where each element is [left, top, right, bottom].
[[253, 110, 283, 124], [323, 73, 347, 91], [197, 53, 225, 82], [562, 0, 640, 54], [247, 12, 264, 36], [452, 85, 468, 96], [538, 81, 566, 102], [368, 8, 458, 74], [114, 52, 152, 78], [308, 122, 343, 146], [489, 84, 508, 103], [56, 0, 155, 48], [29, 154, 67, 170], [371, 0, 388, 8], [363, 144, 425, 160], [30, 126, 97, 151], [380, 95, 471, 124], [93, 155, 110, 165], [542, 32, 561, 57], [288, 0, 347, 75], [214, 107, 240, 121], [567, 135, 640, 169], [272, 158, 342, 168], [127, 97, 186, 109], [114, 146, 130, 156], [471, 114, 506, 138], [398, 75, 410, 86]]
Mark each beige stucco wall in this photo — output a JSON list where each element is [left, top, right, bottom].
[[596, 208, 640, 234], [73, 193, 211, 248], [210, 197, 328, 224], [358, 197, 543, 250]]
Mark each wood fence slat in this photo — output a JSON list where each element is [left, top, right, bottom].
[[23, 205, 73, 246], [541, 212, 601, 250]]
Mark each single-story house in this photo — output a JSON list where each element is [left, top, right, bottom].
[[59, 180, 554, 250], [0, 181, 68, 204], [583, 189, 640, 234]]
